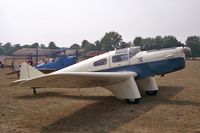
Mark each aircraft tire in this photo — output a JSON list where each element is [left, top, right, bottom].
[[126, 98, 140, 104], [146, 90, 158, 96]]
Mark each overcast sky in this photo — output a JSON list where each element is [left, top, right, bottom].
[[0, 0, 199, 47]]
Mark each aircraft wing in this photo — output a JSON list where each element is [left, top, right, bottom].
[[18, 72, 137, 88]]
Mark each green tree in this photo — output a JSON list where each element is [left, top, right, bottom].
[[186, 36, 200, 59], [94, 40, 101, 51], [162, 36, 179, 48], [81, 40, 90, 49], [85, 43, 96, 53], [141, 38, 153, 50], [155, 36, 163, 49], [133, 37, 142, 46], [14, 44, 22, 50], [2, 42, 14, 55], [40, 44, 46, 49], [23, 44, 31, 48], [0, 43, 4, 55], [100, 31, 122, 51], [81, 40, 95, 53], [70, 43, 81, 49], [48, 41, 58, 49], [30, 42, 39, 48], [137, 36, 181, 50]]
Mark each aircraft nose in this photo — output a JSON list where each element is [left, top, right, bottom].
[[176, 47, 190, 59], [183, 47, 191, 54], [177, 46, 191, 54]]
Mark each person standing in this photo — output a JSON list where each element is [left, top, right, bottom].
[[1, 60, 4, 69], [0, 61, 2, 69]]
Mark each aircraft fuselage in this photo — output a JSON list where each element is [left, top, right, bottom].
[[53, 47, 186, 80]]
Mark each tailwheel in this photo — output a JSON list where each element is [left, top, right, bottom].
[[126, 98, 140, 104], [31, 87, 37, 95], [146, 90, 158, 96]]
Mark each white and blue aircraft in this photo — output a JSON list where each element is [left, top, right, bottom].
[[11, 46, 190, 104]]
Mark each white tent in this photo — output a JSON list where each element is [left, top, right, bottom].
[[12, 48, 61, 56]]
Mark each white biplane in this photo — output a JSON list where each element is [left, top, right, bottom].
[[11, 46, 190, 103]]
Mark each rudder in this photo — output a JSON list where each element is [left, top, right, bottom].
[[20, 62, 44, 80]]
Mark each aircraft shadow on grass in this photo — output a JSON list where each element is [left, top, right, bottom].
[[15, 86, 200, 132]]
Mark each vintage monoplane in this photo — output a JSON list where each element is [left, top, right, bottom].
[[11, 46, 190, 104]]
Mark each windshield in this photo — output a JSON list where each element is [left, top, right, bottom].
[[129, 47, 141, 58]]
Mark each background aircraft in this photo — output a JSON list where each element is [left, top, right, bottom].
[[11, 46, 190, 104], [36, 56, 77, 72], [7, 55, 77, 76]]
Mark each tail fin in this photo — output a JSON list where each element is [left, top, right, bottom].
[[20, 62, 44, 80], [10, 63, 44, 87]]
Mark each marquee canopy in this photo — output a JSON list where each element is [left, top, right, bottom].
[[12, 48, 62, 56]]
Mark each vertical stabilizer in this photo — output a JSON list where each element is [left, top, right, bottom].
[[20, 62, 44, 80]]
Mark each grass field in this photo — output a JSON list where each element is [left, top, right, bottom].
[[0, 61, 200, 133]]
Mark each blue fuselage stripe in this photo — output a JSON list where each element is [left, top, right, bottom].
[[98, 57, 185, 79]]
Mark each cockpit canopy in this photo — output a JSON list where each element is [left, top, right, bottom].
[[115, 46, 141, 58], [92, 47, 141, 68]]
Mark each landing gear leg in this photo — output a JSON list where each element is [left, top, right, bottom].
[[31, 87, 37, 95]]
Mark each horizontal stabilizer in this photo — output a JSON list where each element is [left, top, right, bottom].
[[10, 63, 44, 86], [10, 79, 26, 87]]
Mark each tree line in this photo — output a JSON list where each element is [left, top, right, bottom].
[[0, 42, 59, 56], [0, 31, 200, 59]]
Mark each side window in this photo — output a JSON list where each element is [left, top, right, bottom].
[[93, 58, 107, 66], [112, 54, 128, 63]]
